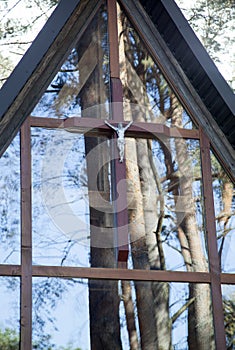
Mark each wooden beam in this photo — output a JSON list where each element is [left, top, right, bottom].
[[108, 0, 120, 78], [161, 0, 235, 114], [29, 116, 199, 139], [32, 265, 211, 283], [20, 118, 32, 349], [2, 263, 235, 284], [221, 274, 235, 284], [119, 0, 235, 181], [200, 128, 226, 350], [0, 265, 21, 276], [0, 0, 102, 157], [107, 0, 129, 262]]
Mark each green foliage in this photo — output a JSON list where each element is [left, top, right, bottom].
[[0, 328, 19, 350], [0, 0, 59, 84], [0, 52, 14, 88], [0, 0, 58, 40], [176, 0, 235, 90], [0, 328, 82, 350], [188, 0, 234, 60]]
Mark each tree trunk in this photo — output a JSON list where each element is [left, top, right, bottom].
[[125, 138, 158, 349], [121, 280, 139, 350], [118, 7, 171, 348], [136, 138, 171, 349], [79, 9, 122, 348]]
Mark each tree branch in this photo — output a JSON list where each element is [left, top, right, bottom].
[[171, 297, 195, 325], [147, 139, 166, 270]]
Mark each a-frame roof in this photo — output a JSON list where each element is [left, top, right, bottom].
[[0, 0, 234, 180], [140, 0, 235, 147]]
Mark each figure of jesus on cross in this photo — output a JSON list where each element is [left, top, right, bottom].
[[105, 120, 133, 162]]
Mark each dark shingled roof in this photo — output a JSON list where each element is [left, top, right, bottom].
[[140, 0, 235, 149]]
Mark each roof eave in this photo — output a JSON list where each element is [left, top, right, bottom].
[[0, 0, 101, 156]]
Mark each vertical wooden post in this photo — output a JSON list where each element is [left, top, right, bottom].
[[200, 128, 226, 350], [108, 0, 129, 264], [20, 117, 32, 349]]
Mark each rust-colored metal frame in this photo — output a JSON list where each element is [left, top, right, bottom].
[[13, 106, 232, 350], [20, 119, 32, 349], [1, 264, 235, 284], [108, 0, 129, 263], [200, 128, 227, 348], [118, 0, 235, 182], [0, 0, 234, 349]]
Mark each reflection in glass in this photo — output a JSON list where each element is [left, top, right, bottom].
[[0, 134, 20, 264], [0, 277, 20, 347], [222, 284, 235, 349], [32, 128, 115, 267], [32, 279, 214, 349], [32, 277, 90, 349], [31, 130, 207, 271], [211, 151, 235, 273], [118, 6, 196, 129], [32, 3, 110, 119], [125, 137, 206, 272]]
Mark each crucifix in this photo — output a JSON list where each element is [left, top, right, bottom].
[[105, 120, 133, 162]]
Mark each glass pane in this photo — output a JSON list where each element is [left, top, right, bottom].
[[0, 134, 20, 264], [125, 137, 207, 272], [33, 277, 89, 349], [32, 278, 215, 349], [118, 5, 196, 129], [211, 151, 235, 273], [0, 277, 20, 348], [222, 285, 235, 349], [32, 3, 110, 119], [168, 282, 215, 349], [32, 127, 116, 267]]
